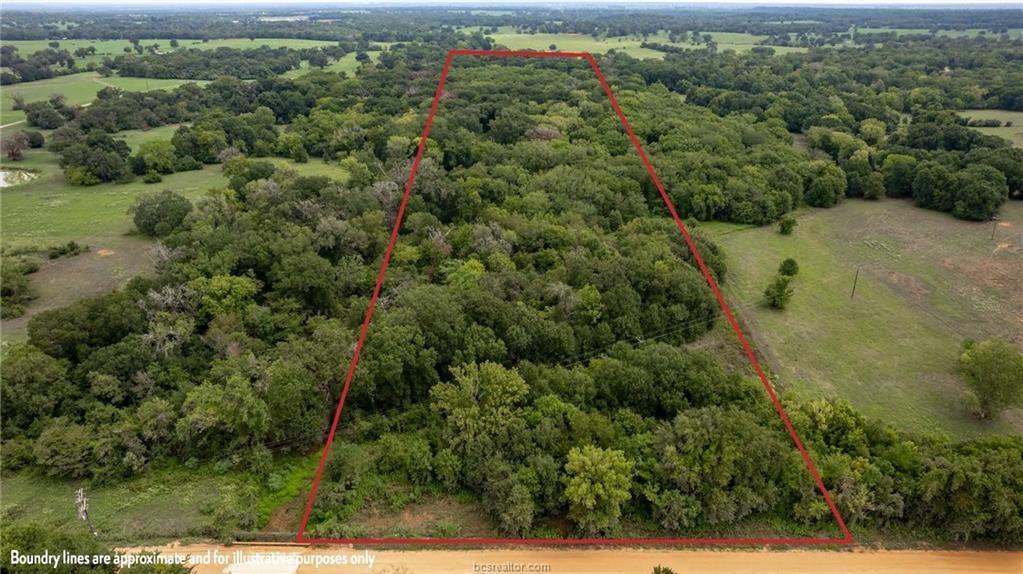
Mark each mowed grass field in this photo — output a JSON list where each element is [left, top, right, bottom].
[[1, 37, 338, 67], [958, 109, 1023, 147], [857, 27, 1023, 39], [462, 27, 807, 57], [1, 72, 205, 126], [282, 49, 382, 79], [0, 141, 226, 342], [702, 200, 1023, 438]]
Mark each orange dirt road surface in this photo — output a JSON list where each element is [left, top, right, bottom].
[[120, 544, 1023, 574]]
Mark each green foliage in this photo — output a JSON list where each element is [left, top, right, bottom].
[[778, 258, 799, 277], [134, 140, 177, 175], [881, 154, 918, 198], [803, 160, 846, 208], [6, 35, 1023, 546], [130, 190, 192, 236], [1, 257, 36, 318]]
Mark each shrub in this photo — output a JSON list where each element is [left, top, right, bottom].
[[143, 172, 163, 183], [377, 433, 433, 485], [958, 339, 1023, 419]]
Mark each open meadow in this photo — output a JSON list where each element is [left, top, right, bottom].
[[703, 200, 1023, 439], [1, 72, 205, 126], [0, 453, 320, 544], [958, 109, 1023, 147], [461, 27, 808, 57], [0, 144, 227, 341], [1, 37, 338, 67]]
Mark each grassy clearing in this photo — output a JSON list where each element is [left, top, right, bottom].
[[1, 72, 203, 126], [957, 109, 1023, 148], [702, 199, 1023, 438]]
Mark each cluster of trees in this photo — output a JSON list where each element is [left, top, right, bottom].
[[0, 45, 79, 84], [3, 46, 1021, 545]]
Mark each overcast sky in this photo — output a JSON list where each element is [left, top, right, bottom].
[[3, 0, 1021, 7]]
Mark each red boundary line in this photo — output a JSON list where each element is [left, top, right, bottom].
[[295, 49, 855, 546]]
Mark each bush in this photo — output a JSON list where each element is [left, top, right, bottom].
[[130, 190, 193, 237], [1, 523, 114, 573], [23, 130, 45, 148], [143, 172, 163, 184]]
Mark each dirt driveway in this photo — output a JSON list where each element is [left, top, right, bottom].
[[122, 544, 1023, 574]]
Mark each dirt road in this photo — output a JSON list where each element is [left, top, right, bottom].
[[122, 544, 1023, 574]]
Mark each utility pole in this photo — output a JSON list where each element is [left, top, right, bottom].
[[991, 220, 998, 241], [850, 266, 860, 299], [76, 488, 98, 537]]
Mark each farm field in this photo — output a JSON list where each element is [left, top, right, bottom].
[[703, 199, 1023, 438], [0, 72, 204, 126], [1, 37, 338, 67], [958, 109, 1023, 147]]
